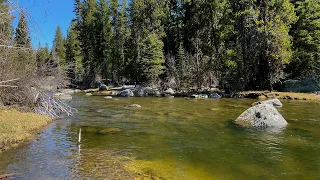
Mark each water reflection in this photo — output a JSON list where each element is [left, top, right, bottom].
[[0, 96, 319, 179]]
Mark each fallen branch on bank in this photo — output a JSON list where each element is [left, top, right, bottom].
[[0, 78, 20, 88], [35, 91, 77, 120], [0, 78, 21, 84]]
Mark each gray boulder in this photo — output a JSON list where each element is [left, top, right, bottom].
[[99, 84, 108, 91], [119, 89, 134, 97], [253, 99, 283, 107], [235, 104, 287, 128], [134, 88, 146, 97], [164, 88, 175, 95], [190, 94, 199, 98], [199, 94, 208, 99], [134, 87, 161, 97], [209, 93, 221, 98]]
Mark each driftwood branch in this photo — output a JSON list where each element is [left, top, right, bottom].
[[0, 85, 19, 88], [0, 78, 20, 84], [34, 91, 77, 120]]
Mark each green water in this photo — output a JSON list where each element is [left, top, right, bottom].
[[0, 95, 319, 179]]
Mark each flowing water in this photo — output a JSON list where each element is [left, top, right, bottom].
[[0, 95, 319, 179]]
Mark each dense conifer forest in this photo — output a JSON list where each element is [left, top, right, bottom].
[[1, 0, 320, 91]]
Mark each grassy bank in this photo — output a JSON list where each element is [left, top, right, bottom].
[[0, 108, 52, 151], [240, 91, 320, 101]]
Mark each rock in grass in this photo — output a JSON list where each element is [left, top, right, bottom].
[[234, 104, 287, 128]]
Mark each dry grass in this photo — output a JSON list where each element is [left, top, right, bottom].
[[0, 108, 52, 151], [240, 91, 320, 101], [83, 88, 99, 93]]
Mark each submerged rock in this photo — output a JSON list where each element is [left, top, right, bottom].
[[104, 96, 113, 99], [235, 103, 287, 128], [127, 104, 141, 108], [86, 93, 92, 96], [99, 128, 123, 134]]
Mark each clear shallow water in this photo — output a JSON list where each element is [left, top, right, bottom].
[[0, 95, 319, 179]]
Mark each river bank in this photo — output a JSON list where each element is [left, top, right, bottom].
[[0, 108, 52, 151], [65, 85, 320, 101]]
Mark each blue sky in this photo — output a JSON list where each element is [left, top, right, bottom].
[[13, 0, 75, 49]]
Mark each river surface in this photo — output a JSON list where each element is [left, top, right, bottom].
[[0, 95, 319, 179]]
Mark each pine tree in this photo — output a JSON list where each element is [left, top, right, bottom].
[[53, 25, 66, 67], [14, 11, 31, 47], [140, 33, 165, 85], [289, 0, 320, 79], [0, 0, 14, 79], [232, 0, 296, 90], [36, 43, 50, 67], [261, 0, 296, 90], [14, 10, 35, 74], [96, 0, 112, 81], [79, 0, 98, 86], [0, 0, 13, 42], [66, 21, 84, 83], [117, 0, 130, 81], [130, 0, 166, 85]]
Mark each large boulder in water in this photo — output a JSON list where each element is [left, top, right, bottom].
[[234, 103, 287, 128]]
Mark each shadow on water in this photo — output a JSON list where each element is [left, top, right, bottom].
[[0, 95, 319, 179]]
